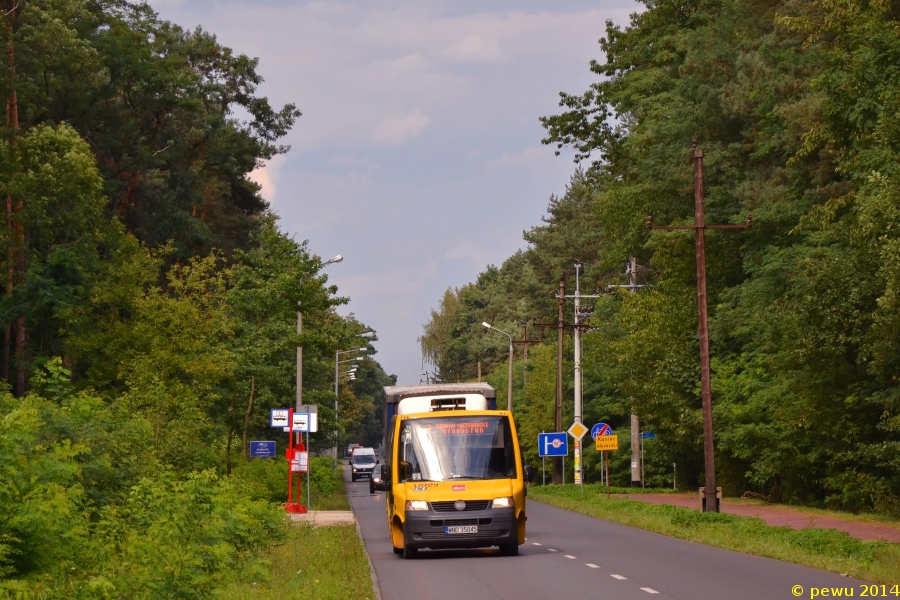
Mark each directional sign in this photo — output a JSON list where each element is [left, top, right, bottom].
[[567, 421, 589, 441], [596, 435, 619, 452], [292, 412, 309, 432], [640, 432, 656, 439], [591, 422, 613, 440], [249, 441, 276, 458], [538, 432, 568, 457], [270, 409, 289, 428]]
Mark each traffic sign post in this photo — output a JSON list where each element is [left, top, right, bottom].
[[567, 422, 589, 488], [591, 423, 617, 498], [283, 407, 308, 514], [640, 432, 655, 487]]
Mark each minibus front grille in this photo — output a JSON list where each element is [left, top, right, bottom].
[[431, 500, 490, 512]]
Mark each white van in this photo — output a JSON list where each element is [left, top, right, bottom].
[[349, 447, 378, 482]]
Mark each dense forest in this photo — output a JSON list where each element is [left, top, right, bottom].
[[0, 1, 391, 595], [421, 0, 900, 515]]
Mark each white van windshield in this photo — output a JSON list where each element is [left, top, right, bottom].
[[398, 416, 516, 482]]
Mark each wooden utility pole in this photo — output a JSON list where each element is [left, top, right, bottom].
[[554, 276, 564, 484], [648, 142, 750, 511]]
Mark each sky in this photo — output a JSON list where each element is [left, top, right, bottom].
[[147, 0, 641, 385]]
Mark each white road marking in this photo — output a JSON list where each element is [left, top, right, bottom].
[[586, 563, 600, 569], [610, 574, 627, 580], [641, 589, 660, 594], [531, 542, 542, 546], [564, 555, 576, 559], [547, 549, 558, 552]]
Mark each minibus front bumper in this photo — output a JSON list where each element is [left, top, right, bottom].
[[404, 506, 517, 549]]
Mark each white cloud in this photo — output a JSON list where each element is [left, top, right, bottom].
[[445, 240, 489, 264], [488, 146, 549, 170], [248, 155, 286, 202], [444, 36, 504, 63], [373, 111, 432, 144]]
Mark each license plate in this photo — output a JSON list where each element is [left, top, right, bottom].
[[445, 525, 478, 534]]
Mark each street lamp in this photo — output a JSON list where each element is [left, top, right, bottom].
[[334, 346, 369, 468], [297, 254, 345, 411], [482, 322, 513, 411]]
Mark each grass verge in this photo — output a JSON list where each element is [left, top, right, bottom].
[[530, 484, 900, 584], [216, 523, 376, 600]]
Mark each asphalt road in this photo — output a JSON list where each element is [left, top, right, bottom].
[[344, 466, 870, 600]]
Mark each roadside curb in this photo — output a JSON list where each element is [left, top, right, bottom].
[[348, 484, 383, 600]]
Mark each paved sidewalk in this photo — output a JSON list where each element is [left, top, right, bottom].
[[289, 510, 356, 527], [614, 494, 900, 543]]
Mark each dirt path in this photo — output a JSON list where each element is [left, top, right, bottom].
[[614, 494, 900, 543]]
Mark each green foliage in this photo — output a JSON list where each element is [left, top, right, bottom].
[[423, 0, 900, 513], [0, 3, 391, 594]]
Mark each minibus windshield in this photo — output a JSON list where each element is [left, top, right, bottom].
[[398, 416, 516, 482]]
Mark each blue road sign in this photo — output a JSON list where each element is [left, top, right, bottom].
[[249, 441, 276, 458], [591, 423, 613, 440], [640, 432, 656, 439], [538, 432, 568, 457]]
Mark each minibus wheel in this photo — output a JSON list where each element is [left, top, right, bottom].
[[499, 542, 518, 556], [402, 543, 418, 559]]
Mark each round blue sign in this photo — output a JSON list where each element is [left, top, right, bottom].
[[591, 423, 613, 440]]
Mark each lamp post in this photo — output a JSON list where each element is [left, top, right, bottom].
[[297, 254, 343, 411], [333, 333, 373, 468], [482, 322, 513, 411]]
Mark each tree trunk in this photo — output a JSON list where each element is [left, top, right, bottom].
[[4, 0, 24, 397], [242, 376, 255, 460], [226, 391, 236, 476]]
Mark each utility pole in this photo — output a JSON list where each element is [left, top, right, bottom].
[[520, 278, 565, 482], [629, 258, 641, 487], [534, 273, 594, 485], [568, 263, 601, 487], [607, 258, 647, 486], [648, 142, 751, 511], [555, 275, 564, 484], [296, 303, 302, 411]]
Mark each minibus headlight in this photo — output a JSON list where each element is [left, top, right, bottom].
[[405, 500, 428, 511], [353, 468, 358, 472], [492, 496, 514, 508]]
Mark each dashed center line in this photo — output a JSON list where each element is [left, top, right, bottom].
[[586, 563, 600, 569], [547, 548, 558, 552], [531, 542, 542, 546], [564, 555, 576, 559], [641, 588, 660, 595], [610, 574, 627, 580]]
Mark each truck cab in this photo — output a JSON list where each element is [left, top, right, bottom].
[[381, 384, 527, 559]]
